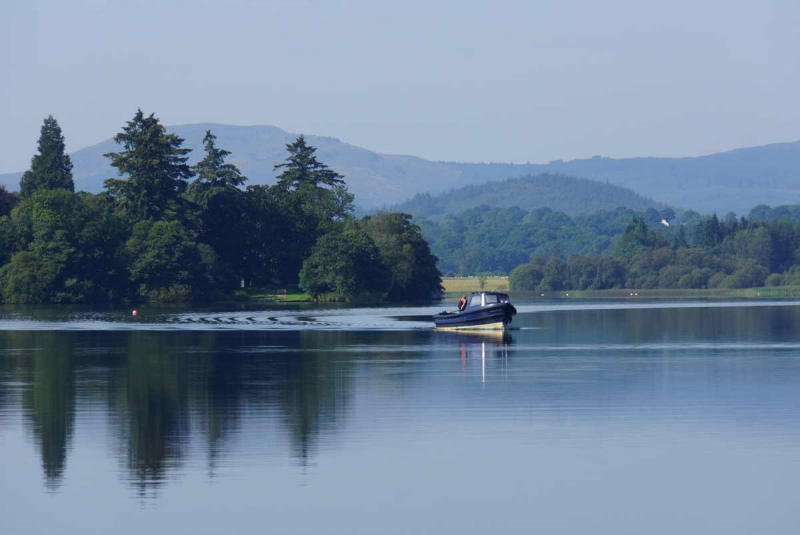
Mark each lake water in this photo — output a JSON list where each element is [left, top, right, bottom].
[[2, 299, 800, 534]]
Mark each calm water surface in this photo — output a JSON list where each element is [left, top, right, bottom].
[[2, 299, 800, 534]]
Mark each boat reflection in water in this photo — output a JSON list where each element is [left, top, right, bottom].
[[437, 330, 513, 384]]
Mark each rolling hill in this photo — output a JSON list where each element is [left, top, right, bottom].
[[1, 123, 798, 214], [387, 174, 668, 218]]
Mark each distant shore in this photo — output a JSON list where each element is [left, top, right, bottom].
[[231, 278, 800, 303], [442, 277, 800, 300]]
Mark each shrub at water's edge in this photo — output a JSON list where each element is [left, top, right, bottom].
[[299, 214, 443, 302]]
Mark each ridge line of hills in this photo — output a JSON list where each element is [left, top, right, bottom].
[[2, 122, 799, 214], [386, 173, 668, 219]]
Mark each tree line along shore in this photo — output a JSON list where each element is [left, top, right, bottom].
[[3, 112, 798, 305], [507, 213, 800, 292], [0, 112, 442, 304]]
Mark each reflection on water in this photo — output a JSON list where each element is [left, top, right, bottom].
[[2, 301, 800, 534], [0, 328, 516, 493], [1, 331, 363, 493], [14, 332, 76, 490]]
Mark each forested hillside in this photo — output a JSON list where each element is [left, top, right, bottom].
[[388, 174, 667, 218], [510, 213, 800, 292], [420, 201, 800, 286], [748, 204, 800, 223], [418, 205, 679, 275]]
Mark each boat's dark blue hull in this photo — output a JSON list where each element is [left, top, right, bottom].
[[433, 303, 517, 330]]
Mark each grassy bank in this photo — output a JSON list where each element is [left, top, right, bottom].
[[443, 277, 800, 300], [235, 279, 800, 303], [234, 285, 310, 302], [566, 286, 800, 299], [442, 277, 509, 296]]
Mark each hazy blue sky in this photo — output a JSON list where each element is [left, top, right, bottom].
[[2, 0, 798, 173]]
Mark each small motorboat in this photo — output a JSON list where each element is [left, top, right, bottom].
[[434, 291, 517, 330]]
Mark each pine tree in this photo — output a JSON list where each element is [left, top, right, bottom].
[[20, 116, 74, 198], [187, 130, 246, 205], [672, 226, 688, 249], [103, 110, 193, 221], [274, 135, 344, 189]]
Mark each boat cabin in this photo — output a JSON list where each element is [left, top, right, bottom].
[[464, 291, 512, 310]]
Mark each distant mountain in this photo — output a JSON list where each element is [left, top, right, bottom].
[[490, 141, 800, 216], [0, 123, 468, 208], [1, 123, 798, 213], [387, 174, 667, 218]]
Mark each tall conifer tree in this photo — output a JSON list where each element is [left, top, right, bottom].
[[187, 130, 246, 205], [274, 135, 344, 189], [103, 110, 193, 221], [20, 116, 74, 198]]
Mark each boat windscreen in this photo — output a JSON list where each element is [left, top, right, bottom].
[[485, 293, 499, 304]]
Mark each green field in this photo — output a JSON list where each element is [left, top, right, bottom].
[[508, 286, 800, 300], [235, 285, 310, 302], [444, 277, 800, 300], [235, 279, 800, 303], [442, 277, 509, 296]]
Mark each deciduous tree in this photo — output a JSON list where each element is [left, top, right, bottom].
[[299, 227, 390, 301]]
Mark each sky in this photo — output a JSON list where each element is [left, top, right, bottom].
[[2, 0, 799, 173]]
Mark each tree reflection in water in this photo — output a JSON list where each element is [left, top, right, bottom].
[[110, 332, 192, 496], [0, 331, 77, 491], [0, 329, 363, 494]]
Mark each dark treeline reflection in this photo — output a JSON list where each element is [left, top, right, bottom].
[[0, 332, 76, 490], [0, 329, 438, 492]]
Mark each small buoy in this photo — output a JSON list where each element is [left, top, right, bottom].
[[132, 310, 137, 316]]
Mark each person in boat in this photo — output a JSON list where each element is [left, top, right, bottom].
[[457, 295, 467, 311]]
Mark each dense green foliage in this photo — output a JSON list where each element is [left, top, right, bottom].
[[0, 113, 442, 303], [748, 204, 800, 223], [418, 205, 669, 275], [510, 213, 800, 291], [416, 198, 800, 292], [2, 189, 127, 302], [360, 212, 443, 300], [299, 226, 390, 301], [389, 173, 667, 219], [20, 116, 74, 198], [298, 213, 443, 301], [0, 185, 19, 218]]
